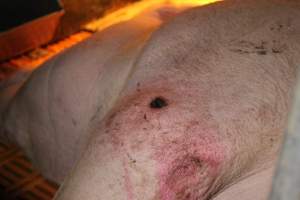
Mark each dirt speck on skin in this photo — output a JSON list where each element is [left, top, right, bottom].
[[127, 153, 137, 164], [257, 50, 267, 55], [71, 118, 77, 126], [269, 137, 275, 147], [136, 82, 141, 92], [229, 39, 286, 55]]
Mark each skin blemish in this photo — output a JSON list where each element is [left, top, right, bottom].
[[127, 153, 137, 164], [257, 50, 267, 55], [157, 155, 213, 200], [154, 122, 227, 200], [168, 156, 203, 183], [71, 118, 77, 126], [136, 82, 141, 92], [150, 97, 168, 109]]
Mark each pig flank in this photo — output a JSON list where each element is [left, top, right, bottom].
[[1, 0, 300, 200]]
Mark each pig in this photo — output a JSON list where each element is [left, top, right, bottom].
[[1, 0, 300, 199], [0, 3, 185, 182]]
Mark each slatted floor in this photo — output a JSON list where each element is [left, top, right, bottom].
[[0, 142, 59, 200]]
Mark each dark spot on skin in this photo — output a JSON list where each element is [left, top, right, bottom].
[[231, 40, 276, 55], [230, 49, 250, 54], [269, 138, 275, 147], [191, 157, 203, 167], [270, 24, 285, 32], [150, 97, 168, 109], [144, 113, 147, 120], [255, 45, 264, 50], [184, 193, 191, 199], [120, 142, 124, 147], [127, 153, 137, 164], [257, 50, 267, 55], [137, 82, 141, 92], [72, 118, 77, 126]]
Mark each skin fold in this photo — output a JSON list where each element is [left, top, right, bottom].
[[1, 0, 300, 199]]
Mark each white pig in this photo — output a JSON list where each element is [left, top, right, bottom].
[[1, 0, 300, 199]]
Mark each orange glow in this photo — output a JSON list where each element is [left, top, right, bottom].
[[7, 32, 91, 71], [85, 0, 221, 31], [3, 0, 221, 74]]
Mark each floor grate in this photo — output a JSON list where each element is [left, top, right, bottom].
[[0, 142, 59, 200]]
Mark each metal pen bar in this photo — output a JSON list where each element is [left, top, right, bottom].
[[269, 70, 300, 200]]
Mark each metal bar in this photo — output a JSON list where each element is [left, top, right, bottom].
[[269, 70, 300, 200]]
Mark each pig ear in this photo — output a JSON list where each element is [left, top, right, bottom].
[[156, 7, 182, 22]]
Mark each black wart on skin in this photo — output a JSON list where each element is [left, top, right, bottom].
[[150, 97, 168, 109]]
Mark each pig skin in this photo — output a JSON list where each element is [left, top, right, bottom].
[[1, 0, 300, 200], [1, 5, 172, 182]]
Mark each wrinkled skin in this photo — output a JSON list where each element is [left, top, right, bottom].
[[1, 0, 300, 199]]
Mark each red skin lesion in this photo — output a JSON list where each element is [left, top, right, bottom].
[[101, 81, 228, 199], [153, 124, 227, 200]]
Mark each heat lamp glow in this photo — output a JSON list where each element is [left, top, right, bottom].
[[7, 0, 221, 71], [85, 0, 221, 31]]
